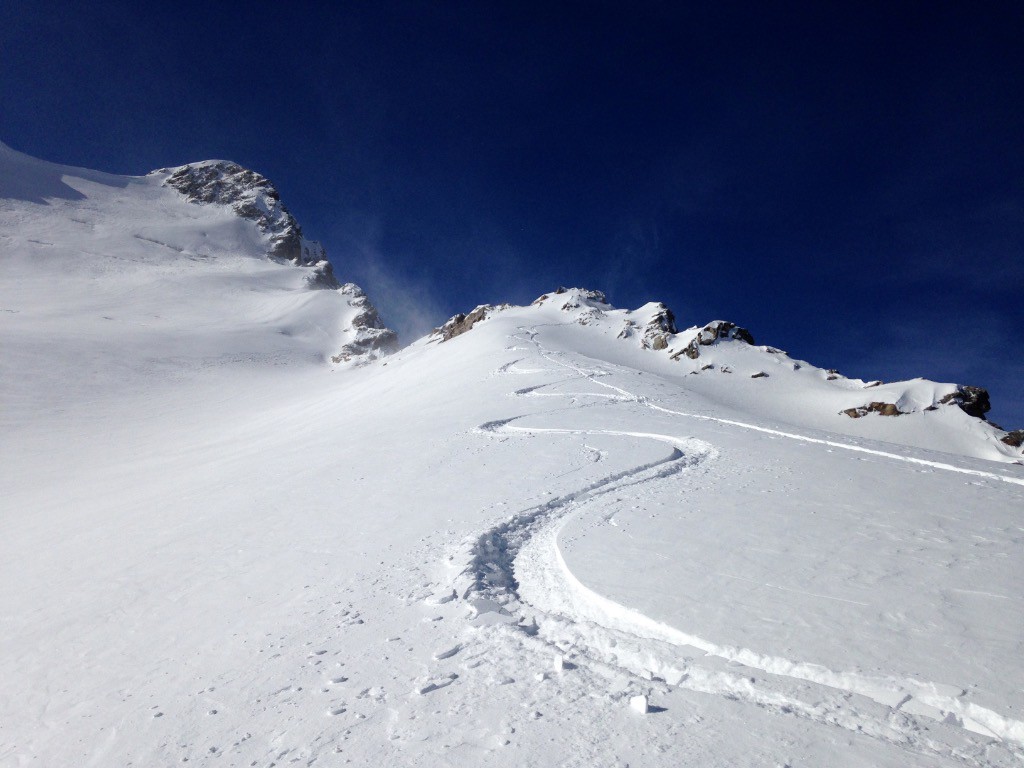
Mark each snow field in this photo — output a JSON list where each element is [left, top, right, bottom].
[[451, 320, 1024, 765], [4, 144, 1023, 766]]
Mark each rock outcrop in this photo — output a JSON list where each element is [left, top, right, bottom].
[[842, 402, 906, 418], [640, 304, 678, 350], [533, 288, 611, 325], [938, 385, 991, 420], [679, 320, 755, 360], [553, 287, 607, 311], [159, 160, 338, 287], [331, 284, 399, 363], [432, 304, 509, 342]]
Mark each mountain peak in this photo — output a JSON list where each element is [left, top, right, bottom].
[[155, 160, 336, 286], [532, 286, 610, 310]]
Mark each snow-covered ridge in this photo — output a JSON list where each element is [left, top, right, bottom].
[[431, 287, 1022, 460]]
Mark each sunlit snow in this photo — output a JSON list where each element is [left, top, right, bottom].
[[2, 142, 1022, 767]]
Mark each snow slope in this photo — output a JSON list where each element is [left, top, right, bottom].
[[0, 142, 395, 411], [3, 147, 1023, 767]]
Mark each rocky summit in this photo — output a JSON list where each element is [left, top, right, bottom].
[[159, 160, 338, 287]]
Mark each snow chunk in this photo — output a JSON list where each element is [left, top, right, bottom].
[[432, 644, 461, 661]]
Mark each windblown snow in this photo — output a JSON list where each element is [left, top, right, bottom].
[[2, 142, 1022, 767]]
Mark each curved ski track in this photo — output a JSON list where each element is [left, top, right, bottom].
[[456, 325, 1024, 765]]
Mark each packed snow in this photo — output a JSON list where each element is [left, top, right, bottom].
[[2, 142, 1023, 767]]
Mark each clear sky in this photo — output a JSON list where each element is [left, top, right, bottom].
[[2, 2, 1022, 426]]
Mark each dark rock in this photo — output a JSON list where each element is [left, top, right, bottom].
[[650, 305, 678, 335], [432, 304, 507, 342], [1001, 430, 1024, 448], [842, 401, 905, 418], [642, 303, 678, 350], [938, 386, 991, 419], [751, 371, 769, 378], [682, 320, 755, 360]]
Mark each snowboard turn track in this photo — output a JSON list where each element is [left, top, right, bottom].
[[457, 326, 1024, 765]]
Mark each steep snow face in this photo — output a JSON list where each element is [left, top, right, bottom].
[[0, 142, 395, 392], [432, 288, 1022, 462]]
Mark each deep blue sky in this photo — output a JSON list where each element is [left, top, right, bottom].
[[3, 2, 1022, 426]]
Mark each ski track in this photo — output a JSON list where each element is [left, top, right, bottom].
[[455, 325, 1024, 764]]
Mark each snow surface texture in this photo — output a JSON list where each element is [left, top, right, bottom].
[[3, 144, 1024, 767]]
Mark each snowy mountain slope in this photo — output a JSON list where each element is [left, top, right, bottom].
[[0, 141, 395, 417], [433, 288, 1022, 463], [3, 148, 1024, 767]]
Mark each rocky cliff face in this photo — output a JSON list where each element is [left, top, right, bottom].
[[157, 161, 338, 287]]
